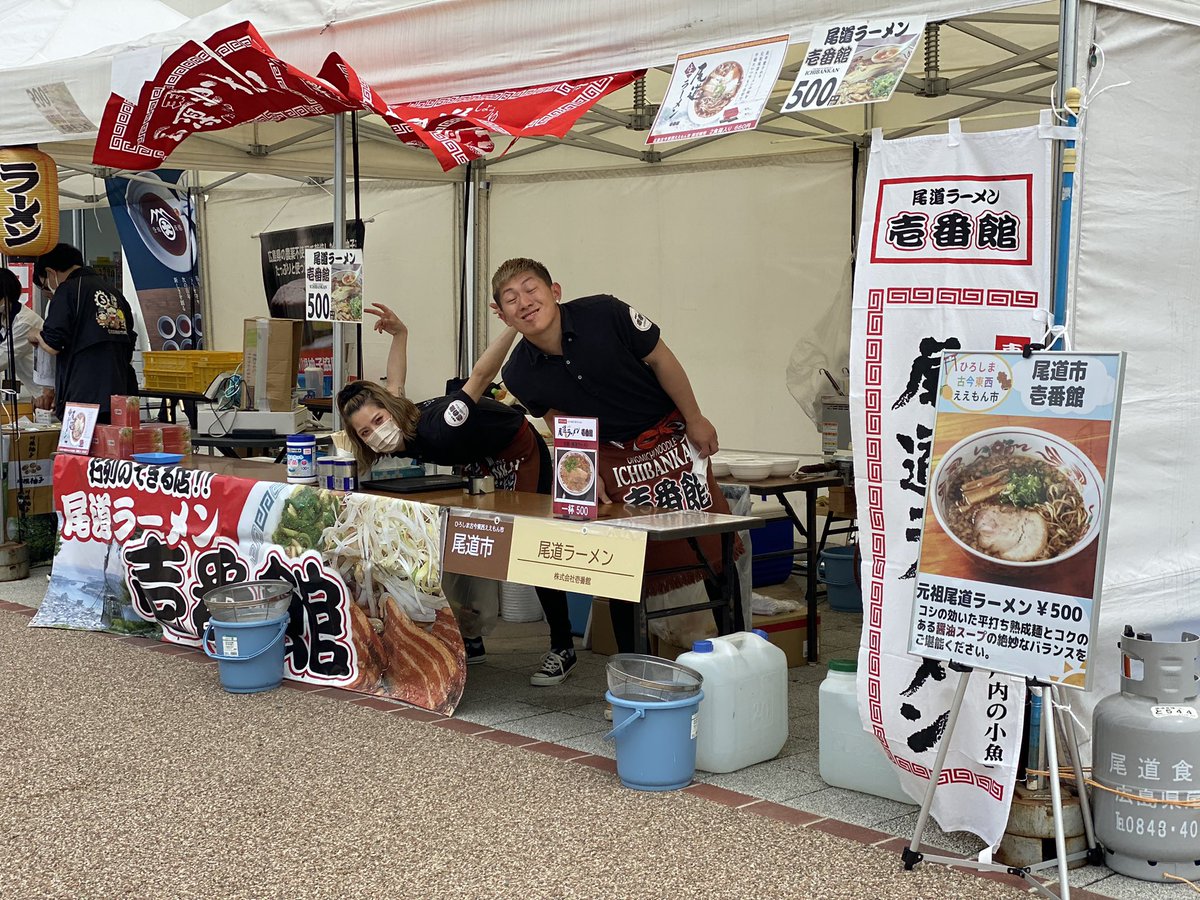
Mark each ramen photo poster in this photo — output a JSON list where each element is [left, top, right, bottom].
[[909, 350, 1125, 689]]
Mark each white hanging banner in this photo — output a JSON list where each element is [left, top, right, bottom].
[[850, 124, 1053, 848]]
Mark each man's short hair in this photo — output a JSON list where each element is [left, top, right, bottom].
[[33, 243, 85, 286], [491, 258, 552, 301]]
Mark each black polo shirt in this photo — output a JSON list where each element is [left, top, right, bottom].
[[403, 390, 525, 465], [501, 294, 674, 443]]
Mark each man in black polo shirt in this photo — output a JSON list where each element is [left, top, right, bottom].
[[31, 243, 137, 424], [494, 257, 735, 653]]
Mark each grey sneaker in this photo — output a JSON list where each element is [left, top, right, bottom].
[[530, 647, 577, 686]]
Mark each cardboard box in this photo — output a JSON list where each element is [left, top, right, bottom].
[[242, 318, 303, 412], [0, 401, 34, 426], [752, 610, 820, 669], [3, 427, 60, 516], [826, 485, 857, 518], [589, 597, 618, 656]]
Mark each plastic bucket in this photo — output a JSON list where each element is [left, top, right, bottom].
[[818, 545, 862, 612], [603, 689, 704, 791], [202, 612, 290, 693]]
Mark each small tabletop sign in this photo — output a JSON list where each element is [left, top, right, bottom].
[[553, 415, 599, 520], [304, 248, 364, 323], [58, 403, 100, 455], [782, 17, 923, 113]]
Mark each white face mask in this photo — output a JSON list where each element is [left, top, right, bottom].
[[364, 418, 402, 454]]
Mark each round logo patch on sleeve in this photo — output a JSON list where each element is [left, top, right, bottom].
[[444, 400, 470, 427], [629, 307, 654, 332]]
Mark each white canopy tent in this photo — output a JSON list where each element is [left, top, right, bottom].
[[2, 0, 1197, 746]]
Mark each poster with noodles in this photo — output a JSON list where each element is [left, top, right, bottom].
[[912, 350, 1124, 689], [850, 122, 1054, 847], [31, 455, 465, 714]]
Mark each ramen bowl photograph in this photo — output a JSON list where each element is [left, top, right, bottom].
[[557, 450, 595, 496], [927, 424, 1105, 581]]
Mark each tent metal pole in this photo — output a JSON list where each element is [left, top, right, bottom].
[[1051, 0, 1080, 345], [331, 113, 346, 431]]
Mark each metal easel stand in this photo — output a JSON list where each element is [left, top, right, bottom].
[[901, 662, 1101, 899]]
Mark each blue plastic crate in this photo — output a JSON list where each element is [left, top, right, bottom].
[[752, 516, 794, 587]]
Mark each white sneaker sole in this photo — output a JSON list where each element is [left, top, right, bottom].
[[529, 664, 576, 686]]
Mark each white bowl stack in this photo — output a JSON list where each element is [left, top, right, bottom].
[[713, 452, 800, 481]]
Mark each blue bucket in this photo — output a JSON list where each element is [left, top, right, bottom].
[[818, 545, 862, 613], [202, 612, 290, 693], [603, 689, 704, 791]]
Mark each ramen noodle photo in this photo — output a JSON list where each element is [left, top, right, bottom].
[[939, 441, 1091, 564], [693, 61, 743, 119], [557, 451, 594, 496], [330, 269, 363, 321]]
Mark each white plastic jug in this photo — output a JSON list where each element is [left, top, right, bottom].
[[818, 658, 912, 804], [676, 630, 788, 773]]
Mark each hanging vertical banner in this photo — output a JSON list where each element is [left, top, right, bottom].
[[913, 350, 1125, 689], [105, 170, 200, 352], [647, 35, 789, 144], [850, 123, 1053, 848], [304, 248, 364, 323]]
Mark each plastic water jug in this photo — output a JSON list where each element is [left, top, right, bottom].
[[818, 658, 911, 803], [676, 631, 787, 773]]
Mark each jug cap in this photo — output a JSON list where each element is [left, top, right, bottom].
[[692, 640, 714, 653], [829, 658, 857, 673], [752, 628, 769, 640]]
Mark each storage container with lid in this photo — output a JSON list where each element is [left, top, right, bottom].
[[818, 656, 911, 803], [675, 631, 787, 773]]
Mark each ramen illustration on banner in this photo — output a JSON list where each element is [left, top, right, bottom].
[[691, 60, 744, 122], [557, 451, 595, 496], [932, 427, 1102, 568]]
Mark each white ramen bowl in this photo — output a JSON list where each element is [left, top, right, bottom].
[[729, 461, 773, 481], [767, 457, 799, 477], [931, 426, 1104, 569], [709, 457, 731, 477]]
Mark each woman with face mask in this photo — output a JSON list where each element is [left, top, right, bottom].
[[337, 303, 581, 685]]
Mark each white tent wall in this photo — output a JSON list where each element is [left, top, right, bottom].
[[1066, 3, 1200, 739], [202, 180, 461, 404], [485, 151, 853, 454]]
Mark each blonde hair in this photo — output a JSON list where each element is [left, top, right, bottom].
[[336, 381, 420, 471], [491, 257, 552, 301]]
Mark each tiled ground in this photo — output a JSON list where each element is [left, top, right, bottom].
[[6, 563, 1189, 898]]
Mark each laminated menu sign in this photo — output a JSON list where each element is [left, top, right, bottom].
[[304, 248, 363, 323], [782, 17, 923, 112], [647, 35, 789, 145], [912, 350, 1126, 689], [553, 416, 599, 520]]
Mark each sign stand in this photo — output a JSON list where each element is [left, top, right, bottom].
[[901, 662, 1101, 899]]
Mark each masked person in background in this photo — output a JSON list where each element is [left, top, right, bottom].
[[337, 302, 581, 685], [30, 243, 137, 424], [0, 267, 53, 409], [492, 257, 740, 654]]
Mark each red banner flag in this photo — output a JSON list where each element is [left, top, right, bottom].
[[95, 21, 641, 172]]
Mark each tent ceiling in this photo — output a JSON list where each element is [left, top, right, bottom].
[[9, 1, 1061, 191]]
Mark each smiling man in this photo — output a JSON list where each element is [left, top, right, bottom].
[[493, 257, 739, 654]]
